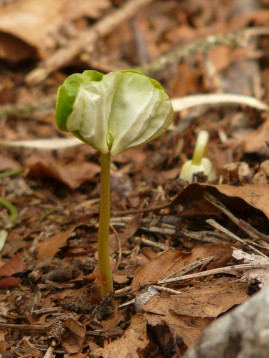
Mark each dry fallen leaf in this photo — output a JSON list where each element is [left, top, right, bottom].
[[36, 227, 75, 259], [93, 314, 151, 358], [131, 244, 232, 293], [0, 0, 111, 60], [25, 156, 100, 189], [62, 318, 86, 354], [174, 183, 269, 221], [143, 278, 248, 348], [0, 254, 26, 288], [243, 117, 269, 153]]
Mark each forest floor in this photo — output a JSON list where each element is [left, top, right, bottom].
[[0, 0, 269, 357]]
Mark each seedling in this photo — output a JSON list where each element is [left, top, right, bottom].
[[180, 130, 216, 182], [56, 70, 174, 298]]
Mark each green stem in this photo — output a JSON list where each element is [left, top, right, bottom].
[[98, 152, 113, 298], [192, 130, 209, 165], [0, 168, 24, 179], [0, 197, 18, 224]]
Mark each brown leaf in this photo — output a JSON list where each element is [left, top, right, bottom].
[[144, 278, 249, 348], [62, 318, 86, 354], [0, 154, 21, 171], [131, 244, 231, 293], [93, 314, 151, 357], [36, 228, 75, 259], [0, 254, 26, 288], [131, 250, 190, 293], [0, 0, 110, 60], [174, 183, 269, 221], [243, 117, 269, 154], [25, 156, 100, 189]]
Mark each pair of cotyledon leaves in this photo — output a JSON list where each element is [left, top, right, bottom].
[[56, 70, 174, 156]]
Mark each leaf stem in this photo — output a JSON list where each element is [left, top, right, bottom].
[[98, 152, 113, 298]]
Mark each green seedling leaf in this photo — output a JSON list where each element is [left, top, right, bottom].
[[56, 70, 174, 156]]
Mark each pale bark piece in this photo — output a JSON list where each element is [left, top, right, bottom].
[[183, 285, 269, 358]]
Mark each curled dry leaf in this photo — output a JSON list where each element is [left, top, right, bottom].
[[62, 318, 86, 354]]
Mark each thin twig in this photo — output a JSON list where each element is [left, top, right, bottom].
[[151, 285, 181, 295], [204, 191, 269, 243], [152, 262, 269, 286], [158, 256, 215, 283], [0, 322, 52, 333], [133, 236, 173, 251], [206, 218, 268, 258]]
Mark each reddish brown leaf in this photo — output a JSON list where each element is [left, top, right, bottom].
[[0, 254, 26, 288]]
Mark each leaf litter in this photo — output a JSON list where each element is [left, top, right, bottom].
[[0, 0, 269, 357]]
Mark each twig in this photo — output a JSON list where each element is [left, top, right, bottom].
[[203, 191, 269, 243], [25, 0, 154, 85], [206, 218, 268, 258], [158, 256, 215, 283], [113, 200, 176, 216], [118, 259, 267, 306], [150, 262, 269, 286], [181, 228, 229, 244], [133, 236, 173, 251], [0, 322, 52, 333], [140, 226, 175, 236], [151, 285, 181, 295]]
